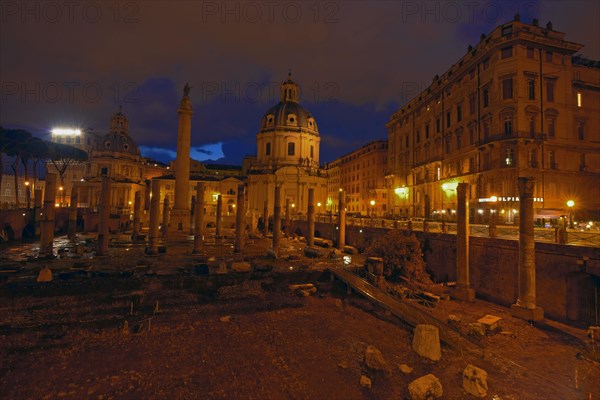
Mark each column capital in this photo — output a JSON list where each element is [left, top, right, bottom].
[[517, 177, 535, 198]]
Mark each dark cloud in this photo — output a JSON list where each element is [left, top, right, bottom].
[[1, 0, 598, 164]]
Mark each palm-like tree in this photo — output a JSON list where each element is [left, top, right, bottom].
[[1, 128, 33, 208]]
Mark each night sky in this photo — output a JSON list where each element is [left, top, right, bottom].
[[1, 1, 598, 165]]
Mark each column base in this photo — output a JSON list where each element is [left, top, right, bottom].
[[169, 208, 191, 233], [452, 287, 476, 302], [511, 304, 544, 321]]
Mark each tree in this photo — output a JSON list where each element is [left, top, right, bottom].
[[47, 142, 88, 205], [1, 128, 33, 208], [365, 230, 431, 285], [20, 137, 49, 208]]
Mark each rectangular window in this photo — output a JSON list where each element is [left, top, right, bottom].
[[502, 78, 513, 100], [548, 119, 555, 138], [416, 130, 420, 143], [483, 88, 489, 107], [265, 142, 271, 156], [405, 136, 409, 148], [546, 51, 553, 62], [469, 69, 475, 79], [501, 46, 513, 59], [445, 136, 451, 154], [446, 111, 451, 128], [469, 92, 476, 115], [483, 58, 490, 70], [287, 142, 295, 156], [546, 81, 554, 102], [469, 157, 475, 173], [436, 118, 440, 133], [501, 25, 513, 36], [457, 104, 462, 122], [578, 122, 584, 140], [425, 124, 430, 139], [529, 149, 538, 167], [527, 47, 534, 59], [529, 116, 536, 136], [505, 148, 514, 166], [577, 92, 582, 107], [528, 79, 536, 100], [549, 151, 556, 169], [310, 145, 314, 158], [504, 115, 513, 135], [469, 126, 475, 145], [483, 121, 490, 140], [456, 134, 462, 150]]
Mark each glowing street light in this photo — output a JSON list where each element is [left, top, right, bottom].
[[567, 200, 575, 229], [370, 200, 376, 218]]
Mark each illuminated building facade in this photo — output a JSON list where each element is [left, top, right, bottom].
[[326, 140, 388, 217], [386, 17, 600, 222], [247, 73, 328, 218]]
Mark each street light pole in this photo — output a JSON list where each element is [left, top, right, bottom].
[[567, 200, 575, 229]]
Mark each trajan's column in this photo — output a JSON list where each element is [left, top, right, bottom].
[[171, 83, 193, 232]]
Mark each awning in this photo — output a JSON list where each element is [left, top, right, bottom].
[[534, 208, 566, 219]]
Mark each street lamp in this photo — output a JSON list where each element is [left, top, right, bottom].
[[566, 200, 575, 229], [370, 200, 375, 218]]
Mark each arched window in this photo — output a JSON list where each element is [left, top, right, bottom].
[[287, 142, 295, 156]]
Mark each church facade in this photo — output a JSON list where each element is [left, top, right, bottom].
[[247, 74, 328, 221]]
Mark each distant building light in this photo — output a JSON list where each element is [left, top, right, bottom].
[[577, 92, 582, 107], [52, 128, 81, 135]]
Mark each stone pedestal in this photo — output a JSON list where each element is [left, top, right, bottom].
[[307, 188, 315, 247], [39, 173, 57, 257], [146, 179, 161, 255], [193, 182, 205, 254], [273, 186, 281, 251], [234, 184, 245, 253], [97, 176, 111, 256], [337, 189, 346, 250], [454, 183, 475, 302], [512, 177, 544, 321]]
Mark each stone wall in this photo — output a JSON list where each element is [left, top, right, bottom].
[[291, 220, 600, 324]]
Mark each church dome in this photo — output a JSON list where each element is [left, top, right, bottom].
[[94, 107, 140, 156], [259, 73, 319, 135], [96, 132, 140, 156]]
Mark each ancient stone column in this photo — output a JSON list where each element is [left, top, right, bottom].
[[263, 199, 269, 237], [132, 190, 141, 238], [489, 208, 497, 238], [193, 182, 205, 254], [96, 176, 111, 256], [171, 85, 193, 232], [39, 173, 57, 257], [511, 177, 544, 321], [273, 186, 281, 251], [454, 183, 475, 301], [215, 194, 222, 238], [162, 197, 169, 238], [146, 179, 161, 255], [307, 188, 315, 247], [68, 188, 77, 242], [337, 189, 346, 250], [234, 184, 245, 253], [285, 198, 290, 237]]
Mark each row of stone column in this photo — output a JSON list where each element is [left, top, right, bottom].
[[454, 178, 543, 321]]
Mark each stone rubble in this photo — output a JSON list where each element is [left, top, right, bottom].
[[412, 324, 441, 361], [408, 374, 443, 400]]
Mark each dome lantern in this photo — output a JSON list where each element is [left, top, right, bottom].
[[280, 71, 299, 103]]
